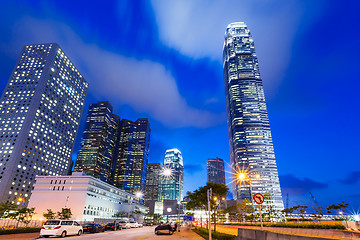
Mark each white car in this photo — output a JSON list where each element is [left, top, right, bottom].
[[135, 222, 143, 228], [128, 220, 138, 228], [40, 220, 83, 238]]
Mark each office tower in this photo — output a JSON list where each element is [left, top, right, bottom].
[[112, 118, 150, 194], [223, 22, 284, 209], [207, 158, 225, 184], [74, 101, 119, 183], [0, 43, 88, 205], [144, 163, 162, 201], [159, 149, 183, 202]]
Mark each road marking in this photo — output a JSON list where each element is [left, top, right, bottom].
[[136, 233, 154, 240]]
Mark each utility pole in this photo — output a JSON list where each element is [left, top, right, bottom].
[[207, 188, 212, 240]]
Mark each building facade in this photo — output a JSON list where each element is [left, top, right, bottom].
[[111, 118, 150, 194], [74, 101, 119, 183], [0, 43, 88, 205], [28, 172, 147, 221], [159, 149, 183, 202], [207, 158, 225, 184], [144, 163, 162, 201], [223, 23, 284, 209]]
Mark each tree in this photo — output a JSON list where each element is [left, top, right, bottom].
[[57, 208, 72, 220], [262, 192, 279, 222], [310, 204, 323, 221], [114, 210, 127, 218], [326, 201, 349, 214], [186, 182, 229, 232], [225, 198, 254, 222], [17, 207, 35, 227], [0, 202, 17, 218], [43, 209, 56, 220]]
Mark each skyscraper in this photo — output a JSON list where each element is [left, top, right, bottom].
[[111, 118, 150, 194], [223, 22, 283, 209], [74, 101, 119, 183], [207, 158, 225, 184], [144, 163, 162, 201], [0, 43, 88, 205], [159, 149, 183, 202]]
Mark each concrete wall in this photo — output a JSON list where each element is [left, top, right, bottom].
[[236, 228, 335, 240]]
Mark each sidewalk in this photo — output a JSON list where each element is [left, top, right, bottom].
[[144, 228, 204, 240], [0, 232, 39, 240]]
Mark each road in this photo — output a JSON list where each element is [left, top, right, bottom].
[[63, 227, 156, 240]]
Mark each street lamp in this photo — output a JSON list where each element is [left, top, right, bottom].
[[237, 171, 260, 205], [128, 191, 143, 220]]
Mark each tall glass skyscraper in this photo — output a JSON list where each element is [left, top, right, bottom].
[[223, 23, 283, 209], [159, 149, 183, 202], [0, 43, 88, 205], [207, 158, 225, 184], [144, 163, 162, 201], [111, 118, 150, 194], [74, 101, 119, 183]]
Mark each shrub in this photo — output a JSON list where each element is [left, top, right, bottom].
[[0, 227, 41, 235], [221, 222, 345, 230], [193, 227, 236, 240]]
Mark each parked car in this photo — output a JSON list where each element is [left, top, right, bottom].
[[135, 222, 143, 228], [40, 220, 83, 238], [82, 223, 104, 233], [118, 220, 130, 229], [129, 220, 138, 228], [105, 222, 121, 231], [154, 223, 176, 235]]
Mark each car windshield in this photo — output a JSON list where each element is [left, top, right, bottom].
[[119, 221, 126, 223], [44, 220, 60, 225], [84, 224, 95, 227], [106, 223, 114, 226]]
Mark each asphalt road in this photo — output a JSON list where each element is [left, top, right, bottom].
[[64, 226, 156, 240]]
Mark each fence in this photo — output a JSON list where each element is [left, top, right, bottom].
[[0, 219, 44, 229]]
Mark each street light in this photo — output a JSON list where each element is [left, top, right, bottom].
[[236, 171, 261, 206], [128, 191, 143, 220]]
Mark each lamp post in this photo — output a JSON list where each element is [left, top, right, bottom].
[[128, 191, 143, 220], [237, 172, 260, 205]]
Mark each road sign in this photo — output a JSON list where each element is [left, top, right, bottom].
[[253, 193, 265, 204], [183, 215, 195, 221]]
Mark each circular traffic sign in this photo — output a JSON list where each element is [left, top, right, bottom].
[[253, 193, 265, 204]]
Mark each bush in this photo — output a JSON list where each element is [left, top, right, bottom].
[[221, 222, 345, 230], [193, 227, 236, 240], [0, 227, 41, 235]]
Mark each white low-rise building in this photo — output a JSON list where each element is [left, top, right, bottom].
[[28, 172, 147, 221]]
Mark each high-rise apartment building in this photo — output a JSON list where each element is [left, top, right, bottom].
[[144, 163, 162, 201], [0, 43, 88, 205], [207, 158, 225, 184], [159, 149, 183, 202], [74, 101, 119, 183], [223, 23, 283, 209], [112, 118, 150, 194]]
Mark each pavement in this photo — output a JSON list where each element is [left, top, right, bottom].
[[143, 227, 204, 240], [0, 227, 204, 240]]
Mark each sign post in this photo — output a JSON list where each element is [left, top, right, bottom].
[[253, 193, 264, 230]]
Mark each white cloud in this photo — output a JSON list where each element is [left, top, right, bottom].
[[150, 0, 325, 96], [3, 17, 225, 128]]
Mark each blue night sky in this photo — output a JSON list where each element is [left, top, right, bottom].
[[0, 0, 359, 212]]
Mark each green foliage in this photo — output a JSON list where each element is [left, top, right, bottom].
[[114, 210, 127, 218], [57, 208, 72, 220], [43, 209, 56, 220], [0, 202, 17, 218], [0, 227, 41, 235], [220, 222, 346, 230], [193, 227, 236, 240], [17, 207, 35, 225], [262, 192, 280, 222], [225, 198, 254, 222], [326, 201, 349, 214], [146, 213, 162, 222], [186, 182, 229, 211]]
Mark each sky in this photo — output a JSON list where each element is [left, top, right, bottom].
[[0, 0, 359, 213]]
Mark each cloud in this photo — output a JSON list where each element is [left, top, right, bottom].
[[2, 16, 224, 128], [280, 174, 328, 195], [339, 171, 360, 185], [150, 0, 325, 95], [184, 164, 203, 174]]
